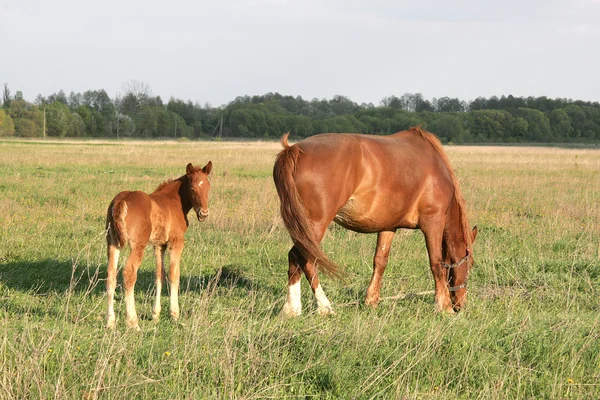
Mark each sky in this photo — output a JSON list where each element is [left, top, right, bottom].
[[1, 0, 599, 107]]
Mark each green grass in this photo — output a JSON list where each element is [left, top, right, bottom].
[[0, 140, 599, 399]]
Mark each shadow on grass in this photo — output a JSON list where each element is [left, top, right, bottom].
[[0, 259, 280, 297]]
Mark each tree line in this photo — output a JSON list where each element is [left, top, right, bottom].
[[1, 82, 599, 143]]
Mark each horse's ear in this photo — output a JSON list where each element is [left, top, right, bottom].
[[203, 161, 213, 175], [186, 163, 194, 175], [471, 226, 478, 242]]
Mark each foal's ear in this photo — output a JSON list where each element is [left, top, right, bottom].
[[202, 161, 213, 175], [471, 226, 478, 242], [186, 163, 194, 175]]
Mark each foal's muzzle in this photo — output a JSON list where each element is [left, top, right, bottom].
[[197, 209, 209, 221]]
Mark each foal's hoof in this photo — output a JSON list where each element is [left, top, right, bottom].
[[126, 319, 141, 331], [106, 319, 116, 330]]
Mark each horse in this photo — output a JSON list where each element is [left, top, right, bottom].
[[273, 127, 477, 316], [105, 161, 213, 330]]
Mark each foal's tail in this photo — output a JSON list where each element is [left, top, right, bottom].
[[106, 196, 128, 248], [273, 134, 343, 280]]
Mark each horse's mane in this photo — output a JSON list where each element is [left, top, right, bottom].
[[409, 126, 473, 248]]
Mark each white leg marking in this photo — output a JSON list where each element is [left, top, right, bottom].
[[282, 280, 302, 317], [152, 277, 162, 321], [106, 285, 116, 329], [125, 288, 139, 330], [314, 284, 334, 315], [106, 248, 119, 329], [170, 281, 180, 320]]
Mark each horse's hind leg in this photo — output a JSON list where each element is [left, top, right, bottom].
[[123, 244, 145, 330], [106, 244, 120, 329], [365, 230, 395, 307], [303, 255, 334, 316], [152, 244, 167, 322], [282, 246, 304, 317]]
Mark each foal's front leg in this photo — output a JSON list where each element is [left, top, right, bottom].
[[152, 244, 167, 322], [168, 239, 184, 321]]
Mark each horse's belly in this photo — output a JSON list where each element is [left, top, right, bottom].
[[333, 197, 418, 232], [333, 198, 383, 233]]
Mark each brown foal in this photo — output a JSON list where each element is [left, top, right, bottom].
[[273, 127, 477, 316], [105, 162, 212, 329]]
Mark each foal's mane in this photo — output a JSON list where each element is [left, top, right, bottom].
[[409, 126, 473, 247], [153, 176, 185, 194]]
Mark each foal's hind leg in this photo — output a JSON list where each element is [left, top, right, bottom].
[[167, 239, 184, 321], [106, 245, 120, 329], [123, 244, 146, 329], [152, 244, 167, 322], [365, 231, 395, 307]]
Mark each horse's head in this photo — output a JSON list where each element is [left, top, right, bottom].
[[447, 226, 478, 311], [186, 161, 213, 221]]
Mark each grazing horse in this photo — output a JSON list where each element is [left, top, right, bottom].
[[105, 162, 213, 329], [273, 127, 477, 316]]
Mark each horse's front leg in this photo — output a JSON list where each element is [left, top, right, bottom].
[[167, 239, 184, 321], [365, 230, 395, 307], [423, 226, 454, 313], [152, 244, 167, 322]]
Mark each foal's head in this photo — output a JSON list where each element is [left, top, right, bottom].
[[186, 162, 213, 221]]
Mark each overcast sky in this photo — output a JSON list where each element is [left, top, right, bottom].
[[1, 0, 599, 107]]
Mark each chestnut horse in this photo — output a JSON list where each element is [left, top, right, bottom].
[[273, 127, 477, 316], [105, 162, 212, 329]]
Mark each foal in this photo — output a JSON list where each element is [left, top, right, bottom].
[[105, 162, 212, 329]]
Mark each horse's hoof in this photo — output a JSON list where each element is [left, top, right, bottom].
[[281, 305, 302, 318], [317, 305, 335, 316], [364, 296, 379, 308]]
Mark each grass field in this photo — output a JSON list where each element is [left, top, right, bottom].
[[0, 138, 599, 399]]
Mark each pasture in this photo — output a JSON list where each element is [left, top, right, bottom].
[[0, 138, 599, 399]]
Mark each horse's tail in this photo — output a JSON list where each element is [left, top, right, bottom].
[[106, 197, 128, 249], [273, 133, 343, 280]]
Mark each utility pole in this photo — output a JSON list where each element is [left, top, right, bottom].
[[43, 106, 46, 139]]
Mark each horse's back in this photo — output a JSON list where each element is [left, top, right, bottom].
[[289, 131, 455, 231]]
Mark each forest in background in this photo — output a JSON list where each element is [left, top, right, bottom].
[[1, 81, 599, 143]]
